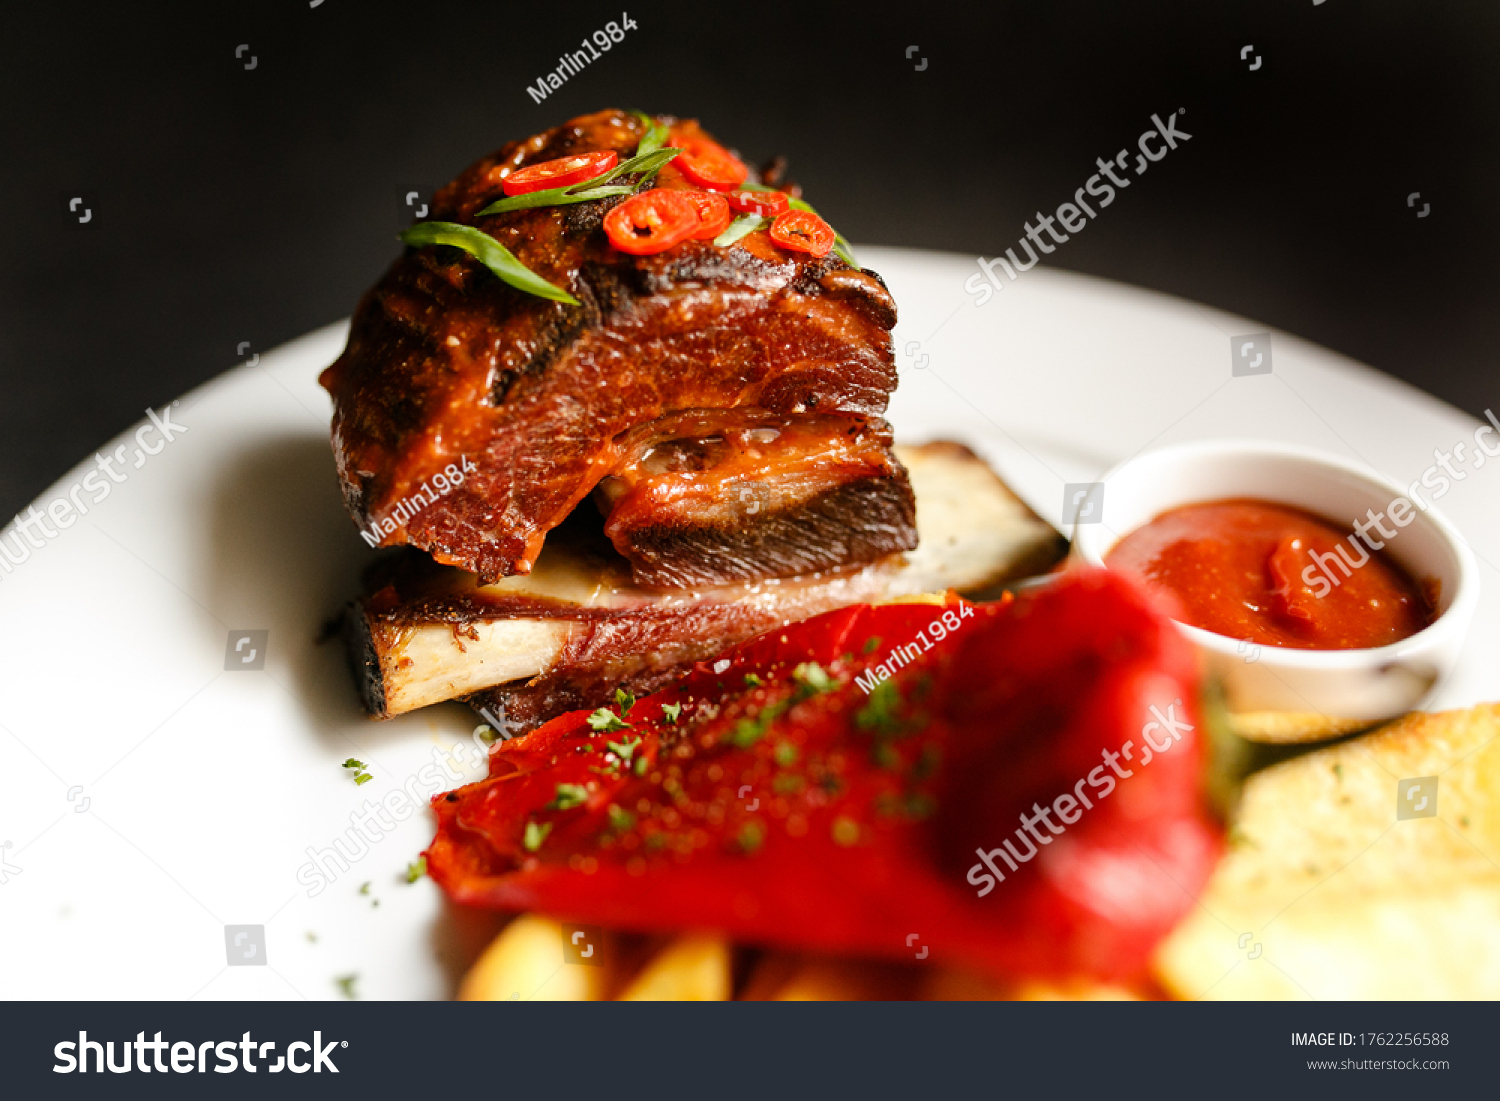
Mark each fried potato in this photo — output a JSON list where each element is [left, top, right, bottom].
[[916, 968, 1139, 1000], [458, 914, 613, 1001], [1009, 979, 1140, 1001], [1156, 703, 1500, 999], [914, 967, 1010, 1001], [457, 923, 1143, 1001], [617, 934, 732, 1001], [737, 954, 918, 1000], [736, 952, 807, 1001]]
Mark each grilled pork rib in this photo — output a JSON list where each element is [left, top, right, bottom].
[[321, 109, 912, 585], [594, 409, 914, 590], [344, 443, 1067, 733]]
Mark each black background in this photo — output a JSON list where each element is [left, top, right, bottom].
[[2, 0, 1496, 522]]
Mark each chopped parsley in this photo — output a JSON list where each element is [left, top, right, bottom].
[[831, 816, 861, 847], [744, 673, 764, 687], [904, 792, 937, 820], [358, 881, 371, 896], [606, 736, 642, 765], [342, 757, 373, 785], [607, 804, 637, 833], [614, 687, 636, 715], [335, 974, 360, 1000], [730, 717, 764, 748], [588, 707, 630, 733], [405, 857, 426, 883], [911, 744, 941, 781], [862, 636, 881, 655], [772, 773, 805, 796], [522, 820, 552, 852], [729, 696, 799, 749], [547, 783, 589, 811], [633, 755, 650, 777], [792, 661, 834, 694], [773, 741, 799, 767], [872, 791, 936, 821], [736, 821, 766, 855], [661, 702, 682, 725], [855, 680, 905, 737]]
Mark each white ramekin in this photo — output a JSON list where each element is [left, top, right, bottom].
[[1070, 439, 1479, 742]]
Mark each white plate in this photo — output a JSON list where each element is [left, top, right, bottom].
[[1, 248, 1495, 1001]]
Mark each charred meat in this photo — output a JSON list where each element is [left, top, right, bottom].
[[321, 109, 913, 585]]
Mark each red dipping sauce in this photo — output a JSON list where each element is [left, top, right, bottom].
[[1105, 498, 1435, 650]]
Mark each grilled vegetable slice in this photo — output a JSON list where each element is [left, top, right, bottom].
[[426, 569, 1220, 981]]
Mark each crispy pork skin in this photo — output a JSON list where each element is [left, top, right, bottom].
[[321, 108, 909, 584]]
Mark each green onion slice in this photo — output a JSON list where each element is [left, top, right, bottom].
[[589, 146, 681, 189], [714, 213, 765, 248], [475, 147, 681, 216], [398, 221, 579, 305], [475, 183, 634, 214], [631, 110, 670, 158]]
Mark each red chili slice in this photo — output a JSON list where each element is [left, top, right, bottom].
[[727, 190, 789, 216], [502, 150, 618, 197], [672, 136, 749, 191], [424, 569, 1220, 982], [682, 191, 732, 240], [769, 209, 836, 257], [603, 190, 701, 255]]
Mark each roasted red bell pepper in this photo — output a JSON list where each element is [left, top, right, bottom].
[[425, 569, 1221, 981]]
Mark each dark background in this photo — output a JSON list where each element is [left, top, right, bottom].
[[3, 1000, 1490, 1097], [2, 0, 1495, 522]]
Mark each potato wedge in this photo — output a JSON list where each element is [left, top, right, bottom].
[[739, 955, 916, 1001], [916, 969, 1138, 1000], [458, 914, 613, 1001], [1156, 703, 1500, 999], [617, 934, 732, 1001]]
